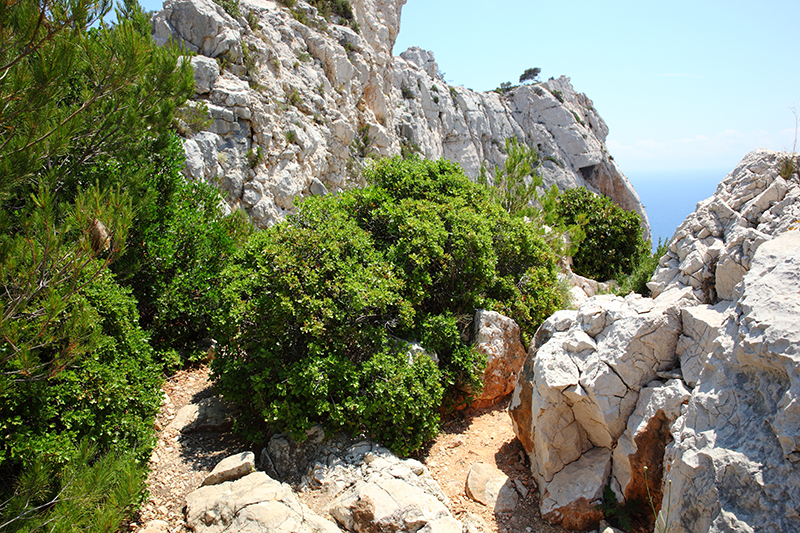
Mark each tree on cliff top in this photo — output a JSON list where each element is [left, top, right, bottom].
[[519, 67, 541, 84]]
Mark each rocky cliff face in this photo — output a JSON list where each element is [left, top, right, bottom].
[[152, 0, 647, 232], [510, 149, 800, 531]]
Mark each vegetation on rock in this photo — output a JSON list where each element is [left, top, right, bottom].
[[519, 67, 541, 84]]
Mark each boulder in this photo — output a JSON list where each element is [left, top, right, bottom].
[[185, 471, 342, 533], [509, 289, 692, 487], [315, 441, 457, 532], [166, 396, 235, 433], [202, 451, 256, 486], [472, 310, 528, 408], [509, 287, 697, 528], [329, 477, 451, 533], [465, 463, 518, 513], [660, 232, 800, 532]]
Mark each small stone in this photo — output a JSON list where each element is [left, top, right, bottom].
[[465, 463, 518, 512]]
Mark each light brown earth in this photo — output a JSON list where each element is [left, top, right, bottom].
[[128, 366, 568, 533]]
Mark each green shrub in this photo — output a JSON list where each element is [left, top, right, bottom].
[[213, 157, 565, 454], [556, 187, 649, 281], [361, 348, 443, 457], [0, 268, 162, 472], [213, 0, 241, 18], [112, 134, 252, 368], [614, 239, 667, 297]]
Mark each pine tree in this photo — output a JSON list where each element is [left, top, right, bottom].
[[0, 0, 194, 386]]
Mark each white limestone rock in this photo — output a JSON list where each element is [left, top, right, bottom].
[[539, 447, 610, 531], [166, 396, 235, 433], [648, 148, 799, 303], [185, 471, 342, 533], [152, 0, 648, 231], [191, 55, 220, 94], [465, 463, 518, 513], [509, 287, 695, 524], [676, 301, 734, 387], [610, 379, 690, 504], [330, 477, 451, 533], [202, 452, 256, 486], [660, 231, 800, 532]]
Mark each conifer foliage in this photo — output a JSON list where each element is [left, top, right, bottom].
[[0, 0, 209, 529]]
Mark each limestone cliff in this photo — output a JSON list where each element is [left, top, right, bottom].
[[152, 0, 648, 232], [510, 149, 800, 531]]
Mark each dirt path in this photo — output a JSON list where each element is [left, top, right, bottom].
[[130, 366, 567, 533]]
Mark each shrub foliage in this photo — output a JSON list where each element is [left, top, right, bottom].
[[555, 187, 649, 281], [213, 157, 565, 455]]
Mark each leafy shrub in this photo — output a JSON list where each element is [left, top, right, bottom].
[[0, 268, 162, 472], [361, 349, 443, 457], [112, 135, 252, 368], [214, 157, 565, 454], [556, 187, 649, 281]]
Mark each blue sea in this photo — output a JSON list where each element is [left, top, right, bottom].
[[627, 169, 728, 249]]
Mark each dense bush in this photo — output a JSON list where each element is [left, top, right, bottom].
[[555, 187, 649, 281], [0, 268, 162, 476], [213, 157, 565, 455], [112, 134, 252, 368]]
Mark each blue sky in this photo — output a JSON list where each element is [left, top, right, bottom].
[[393, 0, 800, 175]]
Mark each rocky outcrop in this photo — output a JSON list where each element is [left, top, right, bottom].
[[508, 288, 696, 529], [662, 231, 800, 532], [152, 0, 647, 231], [188, 436, 468, 533], [185, 469, 342, 533], [261, 431, 464, 533], [510, 149, 800, 531], [648, 148, 799, 302], [472, 310, 528, 408]]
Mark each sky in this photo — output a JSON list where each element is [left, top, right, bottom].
[[393, 0, 800, 175]]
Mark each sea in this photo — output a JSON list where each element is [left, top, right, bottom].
[[627, 169, 728, 250]]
